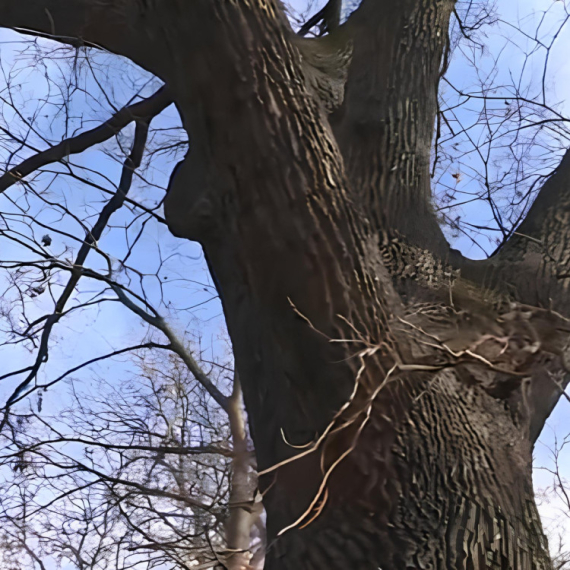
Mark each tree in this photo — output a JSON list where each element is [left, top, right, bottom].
[[536, 428, 570, 569], [0, 0, 569, 568], [0, 351, 264, 570]]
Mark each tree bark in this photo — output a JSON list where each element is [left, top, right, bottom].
[[1, 0, 567, 568], [451, 150, 570, 445], [332, 0, 453, 255]]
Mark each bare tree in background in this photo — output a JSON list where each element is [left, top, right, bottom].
[[0, 44, 262, 568], [0, 0, 569, 568], [433, 1, 570, 255], [533, 426, 570, 569], [0, 351, 263, 569]]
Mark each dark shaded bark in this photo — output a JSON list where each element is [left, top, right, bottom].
[[1, 1, 568, 568], [0, 0, 137, 54]]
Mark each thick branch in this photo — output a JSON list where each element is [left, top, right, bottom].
[[451, 150, 570, 443], [498, 151, 570, 441], [332, 0, 455, 255], [0, 0, 138, 56], [498, 149, 570, 284], [298, 0, 342, 37], [455, 150, 570, 319]]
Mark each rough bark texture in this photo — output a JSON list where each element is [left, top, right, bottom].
[[2, 1, 570, 568], [332, 0, 451, 255]]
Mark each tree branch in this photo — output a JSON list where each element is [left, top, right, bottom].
[[4, 342, 172, 408], [0, 0, 138, 56], [452, 149, 570, 443], [298, 0, 342, 37], [0, 119, 152, 426], [110, 283, 230, 412], [332, 0, 456, 255], [0, 86, 172, 196], [499, 149, 570, 274], [224, 374, 261, 570]]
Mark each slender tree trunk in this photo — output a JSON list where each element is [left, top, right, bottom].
[[225, 376, 262, 570], [2, 1, 569, 568]]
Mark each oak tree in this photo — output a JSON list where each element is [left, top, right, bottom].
[[1, 0, 570, 568]]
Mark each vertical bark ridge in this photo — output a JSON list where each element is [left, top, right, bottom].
[[333, 0, 455, 255], [258, 370, 552, 569], [162, 0, 402, 478], [392, 371, 551, 568]]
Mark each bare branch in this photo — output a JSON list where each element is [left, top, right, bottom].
[[0, 86, 172, 196], [1, 118, 152, 423], [111, 283, 230, 412]]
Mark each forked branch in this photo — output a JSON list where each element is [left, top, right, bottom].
[[0, 86, 172, 195]]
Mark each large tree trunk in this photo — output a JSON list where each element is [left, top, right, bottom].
[[2, 0, 569, 568]]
